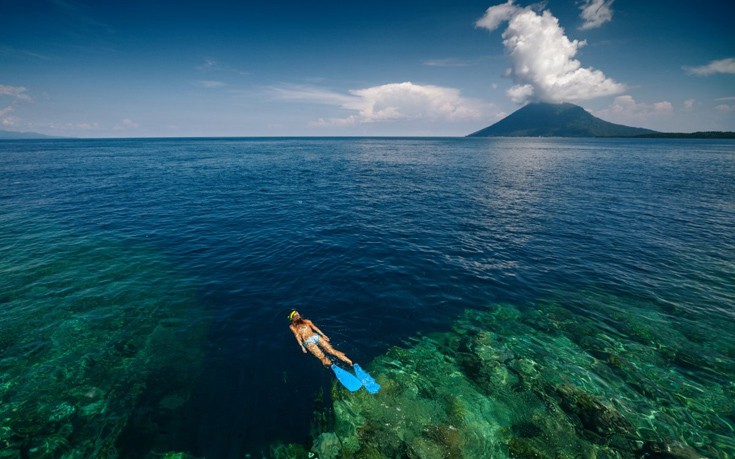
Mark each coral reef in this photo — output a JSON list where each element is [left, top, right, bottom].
[[304, 298, 734, 458]]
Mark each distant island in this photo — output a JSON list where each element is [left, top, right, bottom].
[[468, 102, 735, 138], [0, 129, 57, 140]]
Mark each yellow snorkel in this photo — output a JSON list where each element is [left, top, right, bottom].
[[288, 310, 299, 321]]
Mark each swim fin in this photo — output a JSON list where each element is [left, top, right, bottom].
[[353, 363, 381, 394], [331, 364, 362, 392]]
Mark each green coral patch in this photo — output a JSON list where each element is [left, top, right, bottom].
[[309, 299, 734, 458]]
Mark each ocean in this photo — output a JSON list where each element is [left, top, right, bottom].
[[1, 137, 733, 458]]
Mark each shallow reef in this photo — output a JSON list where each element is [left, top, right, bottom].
[[277, 295, 734, 458], [0, 216, 206, 458]]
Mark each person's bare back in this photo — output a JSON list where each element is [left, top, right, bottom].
[[288, 310, 352, 366]]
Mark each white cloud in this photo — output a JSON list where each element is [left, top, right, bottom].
[[595, 95, 673, 123], [684, 58, 735, 76], [476, 1, 625, 104], [578, 0, 614, 30], [684, 98, 695, 110], [715, 104, 734, 112], [273, 82, 484, 126], [476, 0, 521, 31], [0, 84, 31, 101], [506, 84, 534, 104], [351, 82, 481, 122]]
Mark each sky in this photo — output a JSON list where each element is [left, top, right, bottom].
[[1, 0, 734, 137]]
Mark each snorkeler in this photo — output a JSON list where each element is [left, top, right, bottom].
[[288, 310, 353, 367]]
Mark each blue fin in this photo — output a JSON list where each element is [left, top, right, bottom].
[[331, 365, 362, 392], [353, 363, 381, 394]]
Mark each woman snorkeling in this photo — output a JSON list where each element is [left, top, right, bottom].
[[288, 310, 353, 367]]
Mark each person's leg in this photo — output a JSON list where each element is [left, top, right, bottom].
[[306, 344, 331, 366], [319, 341, 353, 366]]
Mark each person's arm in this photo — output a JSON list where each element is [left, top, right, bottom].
[[306, 320, 329, 341], [289, 325, 307, 352]]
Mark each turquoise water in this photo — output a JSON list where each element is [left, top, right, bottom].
[[0, 138, 733, 458]]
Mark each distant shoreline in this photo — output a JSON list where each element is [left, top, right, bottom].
[[631, 131, 735, 139]]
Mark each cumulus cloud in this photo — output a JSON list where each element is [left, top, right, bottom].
[[476, 1, 625, 104], [350, 82, 481, 122], [595, 95, 673, 123], [715, 104, 734, 112], [578, 0, 614, 30], [684, 57, 735, 76], [684, 99, 695, 110], [273, 82, 483, 126]]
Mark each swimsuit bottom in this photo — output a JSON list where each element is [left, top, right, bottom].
[[304, 334, 320, 346]]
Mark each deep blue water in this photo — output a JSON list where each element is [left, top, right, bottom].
[[1, 137, 734, 457]]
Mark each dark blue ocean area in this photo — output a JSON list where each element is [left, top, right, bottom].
[[1, 137, 733, 458]]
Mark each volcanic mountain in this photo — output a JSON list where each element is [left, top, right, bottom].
[[467, 102, 658, 137]]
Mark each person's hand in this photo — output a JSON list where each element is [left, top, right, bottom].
[[322, 335, 330, 342], [301, 346, 307, 353]]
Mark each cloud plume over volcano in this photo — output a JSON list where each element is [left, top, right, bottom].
[[477, 1, 625, 104]]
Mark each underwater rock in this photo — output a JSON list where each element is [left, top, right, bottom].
[[638, 440, 708, 459], [507, 437, 549, 459], [511, 421, 543, 438], [267, 442, 309, 459], [312, 432, 342, 459], [421, 424, 465, 458], [554, 383, 634, 441], [49, 402, 76, 422]]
